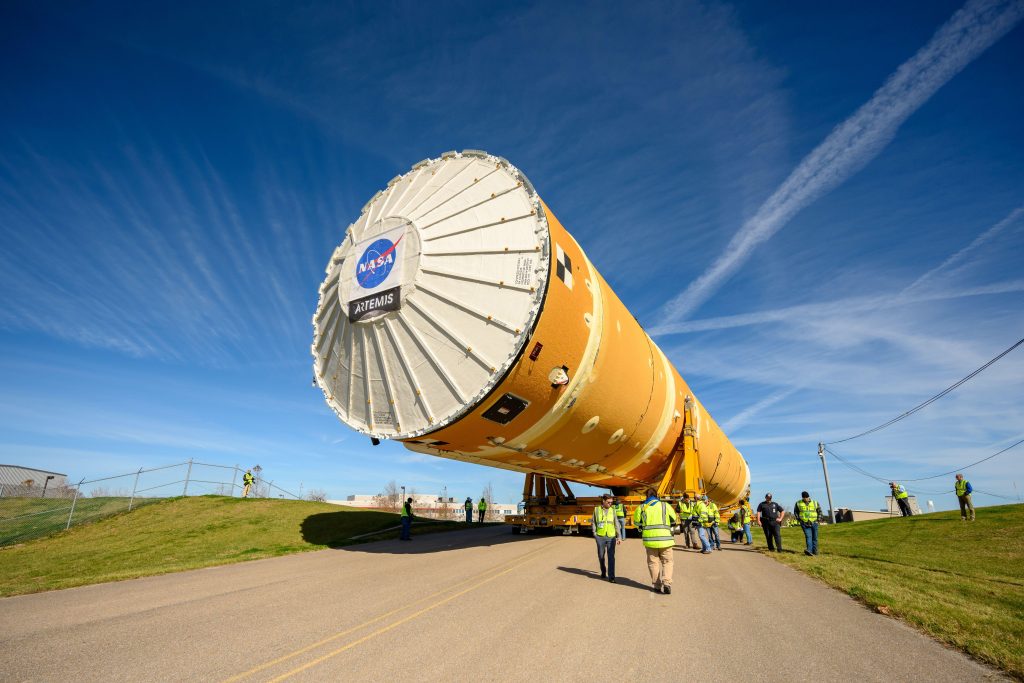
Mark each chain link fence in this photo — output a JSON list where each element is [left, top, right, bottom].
[[0, 461, 300, 547]]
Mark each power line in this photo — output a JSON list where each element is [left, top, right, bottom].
[[825, 438, 1024, 484], [826, 336, 1024, 445]]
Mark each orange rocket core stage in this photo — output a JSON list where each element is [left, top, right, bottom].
[[401, 203, 749, 507]]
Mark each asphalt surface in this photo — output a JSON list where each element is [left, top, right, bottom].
[[0, 526, 1006, 682]]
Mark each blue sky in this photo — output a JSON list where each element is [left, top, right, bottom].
[[1, 0, 1022, 511]]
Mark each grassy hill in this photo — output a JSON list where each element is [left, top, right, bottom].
[[0, 496, 473, 597], [0, 496, 162, 547], [772, 504, 1024, 679]]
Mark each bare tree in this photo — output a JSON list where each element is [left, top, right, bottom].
[[307, 489, 327, 502], [379, 480, 401, 512]]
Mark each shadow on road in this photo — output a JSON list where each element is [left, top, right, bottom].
[[301, 511, 537, 554], [556, 566, 653, 591]]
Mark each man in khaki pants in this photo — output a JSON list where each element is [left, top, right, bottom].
[[633, 489, 678, 594]]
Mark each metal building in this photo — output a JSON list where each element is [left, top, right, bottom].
[[0, 464, 68, 497]]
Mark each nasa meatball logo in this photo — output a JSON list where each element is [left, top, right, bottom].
[[356, 235, 403, 289]]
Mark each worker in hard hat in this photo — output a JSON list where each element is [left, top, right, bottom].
[[592, 493, 624, 583], [794, 491, 822, 556], [954, 474, 975, 521], [477, 496, 488, 523], [242, 469, 254, 498], [612, 497, 627, 540], [890, 482, 912, 517], [633, 489, 678, 594], [694, 494, 713, 554], [464, 497, 473, 523], [677, 493, 698, 550]]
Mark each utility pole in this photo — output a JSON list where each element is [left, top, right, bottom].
[[818, 442, 836, 523]]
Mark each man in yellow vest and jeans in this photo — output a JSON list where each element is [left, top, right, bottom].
[[592, 493, 624, 582], [677, 494, 698, 550], [955, 474, 975, 521], [794, 491, 822, 556], [633, 488, 678, 594]]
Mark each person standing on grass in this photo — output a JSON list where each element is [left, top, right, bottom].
[[242, 469, 254, 498], [400, 497, 413, 541], [464, 497, 473, 523], [955, 474, 975, 521], [477, 497, 487, 523], [794, 491, 822, 556], [756, 493, 784, 551], [890, 482, 913, 517], [592, 493, 624, 582], [739, 498, 754, 545]]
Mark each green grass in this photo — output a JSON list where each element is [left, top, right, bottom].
[[767, 504, 1024, 679], [0, 496, 163, 546], [0, 496, 476, 597]]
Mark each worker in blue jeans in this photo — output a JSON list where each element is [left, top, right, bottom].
[[464, 497, 473, 523], [400, 497, 413, 541], [794, 491, 822, 556]]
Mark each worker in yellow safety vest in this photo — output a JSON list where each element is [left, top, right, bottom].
[[727, 512, 744, 543], [464, 497, 473, 523], [400, 497, 413, 541], [242, 469, 254, 498], [592, 493, 624, 582], [694, 495, 712, 554], [612, 497, 626, 540], [794, 491, 822, 556], [954, 474, 975, 521], [890, 482, 912, 517], [477, 497, 487, 523], [738, 498, 753, 545], [706, 497, 722, 551], [633, 488, 678, 594], [677, 494, 698, 550]]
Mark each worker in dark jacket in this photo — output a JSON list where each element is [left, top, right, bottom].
[[756, 493, 784, 551], [464, 497, 473, 523], [400, 497, 413, 541], [955, 474, 975, 521]]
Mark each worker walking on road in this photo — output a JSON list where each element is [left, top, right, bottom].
[[242, 469, 254, 498], [592, 493, 624, 582], [890, 482, 913, 517], [612, 497, 626, 540], [757, 493, 784, 551], [677, 494, 698, 549], [695, 494, 713, 554], [477, 497, 487, 523], [955, 474, 975, 521], [794, 491, 822, 556], [464, 497, 473, 523], [400, 497, 413, 541], [633, 488, 678, 593]]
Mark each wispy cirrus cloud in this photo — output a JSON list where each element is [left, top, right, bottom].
[[661, 0, 1024, 322]]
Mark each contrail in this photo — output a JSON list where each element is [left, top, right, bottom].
[[661, 0, 1024, 322], [903, 205, 1023, 293]]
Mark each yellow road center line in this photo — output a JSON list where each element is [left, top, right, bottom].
[[223, 540, 555, 682], [268, 545, 551, 682]]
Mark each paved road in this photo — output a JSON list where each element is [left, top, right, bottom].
[[0, 526, 1005, 682]]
